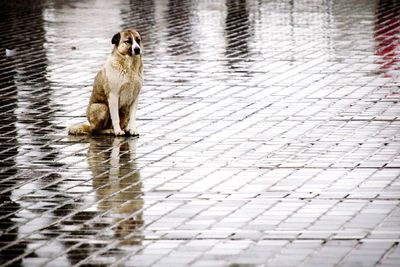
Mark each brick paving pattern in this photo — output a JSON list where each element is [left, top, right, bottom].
[[1, 0, 400, 266]]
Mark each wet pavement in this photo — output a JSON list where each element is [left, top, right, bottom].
[[0, 0, 400, 266]]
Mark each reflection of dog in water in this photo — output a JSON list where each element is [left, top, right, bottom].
[[88, 137, 143, 245], [68, 29, 143, 136]]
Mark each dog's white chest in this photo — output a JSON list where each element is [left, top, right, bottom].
[[105, 64, 129, 93]]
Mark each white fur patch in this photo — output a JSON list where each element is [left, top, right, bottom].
[[104, 56, 129, 94]]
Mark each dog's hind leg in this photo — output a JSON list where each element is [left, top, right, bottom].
[[68, 122, 91, 135], [87, 103, 111, 133]]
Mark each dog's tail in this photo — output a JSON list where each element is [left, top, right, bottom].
[[68, 122, 91, 135]]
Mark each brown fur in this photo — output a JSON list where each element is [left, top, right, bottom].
[[68, 30, 143, 136]]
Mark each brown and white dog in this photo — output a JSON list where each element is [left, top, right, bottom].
[[68, 29, 143, 136]]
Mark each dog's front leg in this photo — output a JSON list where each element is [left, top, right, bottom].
[[126, 97, 139, 136], [108, 93, 125, 136]]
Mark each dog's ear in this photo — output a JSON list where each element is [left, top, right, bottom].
[[111, 32, 121, 46]]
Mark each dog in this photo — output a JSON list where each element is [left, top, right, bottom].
[[68, 29, 143, 136]]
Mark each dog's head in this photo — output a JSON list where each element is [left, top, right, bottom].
[[111, 30, 142, 57]]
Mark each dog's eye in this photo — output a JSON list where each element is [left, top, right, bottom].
[[135, 37, 141, 44]]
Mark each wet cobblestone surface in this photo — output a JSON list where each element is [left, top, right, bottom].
[[1, 0, 400, 266]]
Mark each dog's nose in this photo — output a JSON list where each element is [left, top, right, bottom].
[[134, 47, 141, 55]]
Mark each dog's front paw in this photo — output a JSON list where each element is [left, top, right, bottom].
[[114, 129, 126, 136], [126, 125, 139, 136]]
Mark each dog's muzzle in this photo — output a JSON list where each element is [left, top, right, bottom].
[[133, 47, 141, 55]]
